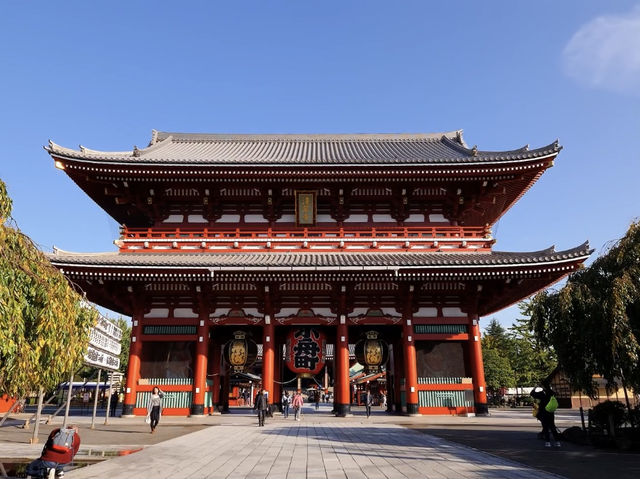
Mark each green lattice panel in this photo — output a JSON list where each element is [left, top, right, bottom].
[[417, 377, 472, 384], [418, 390, 473, 408], [143, 378, 193, 385], [413, 324, 468, 334], [136, 390, 193, 409], [143, 325, 197, 335], [204, 379, 214, 408]]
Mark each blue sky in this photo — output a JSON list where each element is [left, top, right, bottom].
[[1, 1, 639, 327]]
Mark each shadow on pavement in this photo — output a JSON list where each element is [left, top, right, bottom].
[[414, 426, 640, 479], [257, 424, 562, 478]]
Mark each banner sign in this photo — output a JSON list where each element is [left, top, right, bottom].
[[84, 315, 122, 371], [95, 315, 123, 341], [88, 328, 121, 356], [85, 344, 120, 371]]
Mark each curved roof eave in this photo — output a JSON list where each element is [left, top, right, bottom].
[[45, 130, 561, 168], [46, 243, 592, 270]]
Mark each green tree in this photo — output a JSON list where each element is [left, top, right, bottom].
[[528, 221, 640, 398], [115, 317, 131, 375], [508, 316, 556, 388], [0, 178, 97, 397], [482, 319, 515, 400], [483, 319, 512, 353], [482, 348, 515, 398]]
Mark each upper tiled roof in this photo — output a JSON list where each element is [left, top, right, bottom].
[[47, 243, 591, 270], [46, 130, 561, 166]]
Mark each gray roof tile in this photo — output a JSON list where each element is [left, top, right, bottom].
[[46, 130, 561, 166], [47, 243, 591, 270]]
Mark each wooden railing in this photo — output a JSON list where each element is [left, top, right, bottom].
[[121, 225, 490, 240], [117, 226, 494, 253]]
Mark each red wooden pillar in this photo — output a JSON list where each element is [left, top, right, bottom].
[[123, 308, 143, 417], [402, 285, 420, 415], [335, 285, 351, 416], [469, 314, 489, 415], [273, 339, 282, 411], [210, 336, 221, 414], [331, 342, 338, 414], [191, 312, 209, 416], [262, 320, 275, 404], [262, 286, 275, 405]]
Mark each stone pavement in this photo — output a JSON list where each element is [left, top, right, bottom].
[[59, 408, 563, 479]]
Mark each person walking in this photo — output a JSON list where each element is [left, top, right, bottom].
[[365, 389, 373, 418], [281, 391, 291, 418], [292, 389, 304, 421], [146, 386, 165, 434], [314, 390, 320, 411], [254, 388, 268, 426], [380, 391, 387, 409], [531, 385, 561, 448]]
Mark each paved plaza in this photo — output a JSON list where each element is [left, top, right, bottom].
[[62, 419, 559, 479], [4, 406, 638, 479], [47, 406, 563, 479]]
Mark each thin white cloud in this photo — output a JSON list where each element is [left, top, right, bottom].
[[563, 5, 640, 95]]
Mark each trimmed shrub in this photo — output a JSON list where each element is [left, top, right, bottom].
[[590, 401, 627, 431]]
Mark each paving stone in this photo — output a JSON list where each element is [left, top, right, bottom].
[[39, 412, 569, 479]]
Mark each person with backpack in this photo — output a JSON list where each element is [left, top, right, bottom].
[[26, 425, 80, 478], [531, 385, 561, 448], [281, 391, 291, 418]]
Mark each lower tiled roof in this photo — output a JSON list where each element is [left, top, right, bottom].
[[47, 243, 591, 270]]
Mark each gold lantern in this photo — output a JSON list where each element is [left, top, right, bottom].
[[355, 331, 389, 373]]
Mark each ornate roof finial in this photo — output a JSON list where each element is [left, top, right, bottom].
[[150, 129, 158, 145], [553, 139, 560, 150], [133, 145, 141, 157], [471, 145, 478, 157]]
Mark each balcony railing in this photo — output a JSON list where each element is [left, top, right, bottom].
[[117, 226, 494, 253]]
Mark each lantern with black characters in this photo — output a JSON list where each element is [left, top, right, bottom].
[[354, 331, 389, 373], [223, 331, 257, 372], [285, 327, 326, 377]]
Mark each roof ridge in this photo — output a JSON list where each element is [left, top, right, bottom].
[[155, 131, 462, 142], [47, 243, 592, 259]]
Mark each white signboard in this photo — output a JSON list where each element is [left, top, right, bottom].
[[95, 315, 123, 341], [85, 344, 121, 370], [84, 315, 123, 372], [88, 328, 121, 356]]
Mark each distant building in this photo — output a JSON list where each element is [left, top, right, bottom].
[[547, 368, 638, 409]]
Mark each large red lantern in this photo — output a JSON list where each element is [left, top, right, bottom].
[[285, 327, 326, 377], [354, 331, 389, 373]]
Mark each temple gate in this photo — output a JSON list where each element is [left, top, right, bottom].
[[46, 130, 590, 416]]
